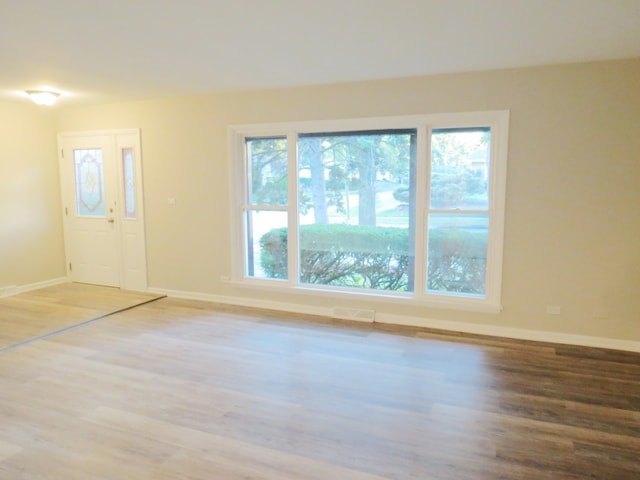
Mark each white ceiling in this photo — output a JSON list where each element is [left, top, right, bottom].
[[2, 0, 639, 106]]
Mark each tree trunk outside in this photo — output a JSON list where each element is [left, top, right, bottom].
[[307, 137, 328, 224], [358, 140, 377, 226]]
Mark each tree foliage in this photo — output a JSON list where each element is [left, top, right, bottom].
[[299, 132, 413, 226], [250, 128, 491, 295], [246, 137, 288, 206]]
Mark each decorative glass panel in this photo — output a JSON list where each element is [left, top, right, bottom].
[[246, 137, 288, 206], [122, 148, 136, 219], [74, 149, 105, 216], [245, 210, 288, 279], [426, 214, 488, 296], [430, 128, 491, 210]]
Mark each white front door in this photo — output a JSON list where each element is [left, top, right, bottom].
[[58, 130, 148, 290]]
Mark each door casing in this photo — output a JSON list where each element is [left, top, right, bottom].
[[58, 129, 148, 291]]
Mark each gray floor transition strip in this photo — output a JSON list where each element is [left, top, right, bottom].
[[0, 295, 166, 354]]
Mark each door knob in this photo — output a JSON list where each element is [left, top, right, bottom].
[[107, 218, 115, 223]]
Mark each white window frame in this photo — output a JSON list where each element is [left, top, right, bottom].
[[229, 111, 509, 313]]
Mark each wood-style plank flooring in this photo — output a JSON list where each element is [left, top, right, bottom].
[[0, 287, 639, 479], [0, 283, 163, 350]]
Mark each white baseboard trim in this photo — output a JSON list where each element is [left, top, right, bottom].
[[147, 287, 335, 318], [374, 313, 640, 353], [0, 277, 69, 298], [147, 287, 640, 353]]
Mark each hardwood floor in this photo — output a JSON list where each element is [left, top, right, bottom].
[[0, 288, 639, 479], [0, 283, 163, 350]]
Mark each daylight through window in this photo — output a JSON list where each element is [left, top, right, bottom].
[[231, 112, 509, 312]]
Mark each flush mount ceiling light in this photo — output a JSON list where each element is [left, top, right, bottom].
[[25, 90, 60, 106]]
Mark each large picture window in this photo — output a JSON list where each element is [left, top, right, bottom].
[[230, 111, 509, 312]]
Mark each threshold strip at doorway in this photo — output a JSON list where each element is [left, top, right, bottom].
[[0, 295, 165, 354]]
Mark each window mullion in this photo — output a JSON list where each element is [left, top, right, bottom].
[[413, 125, 429, 295], [428, 209, 490, 215], [286, 132, 299, 286], [242, 205, 288, 212]]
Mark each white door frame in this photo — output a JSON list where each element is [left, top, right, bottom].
[[58, 129, 148, 291]]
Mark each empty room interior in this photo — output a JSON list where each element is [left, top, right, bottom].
[[1, 1, 639, 479]]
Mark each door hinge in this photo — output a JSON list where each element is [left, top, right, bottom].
[[61, 149, 64, 158], [65, 206, 68, 216], [69, 262, 72, 272]]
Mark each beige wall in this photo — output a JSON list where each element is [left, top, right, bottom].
[[50, 58, 640, 342], [0, 101, 65, 289]]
